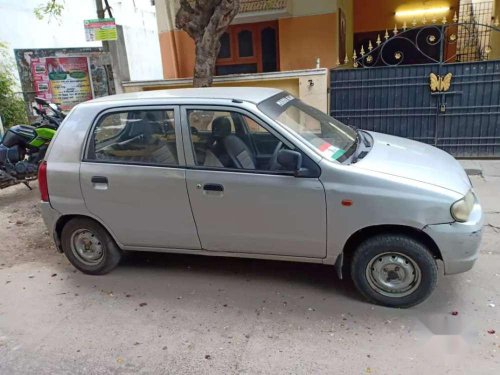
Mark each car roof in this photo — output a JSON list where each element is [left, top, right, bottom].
[[87, 87, 283, 105]]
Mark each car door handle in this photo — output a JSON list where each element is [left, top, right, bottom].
[[91, 176, 108, 184], [203, 183, 224, 192]]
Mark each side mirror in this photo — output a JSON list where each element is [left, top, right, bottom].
[[32, 105, 43, 116], [277, 149, 302, 172], [277, 149, 318, 178], [35, 97, 50, 107]]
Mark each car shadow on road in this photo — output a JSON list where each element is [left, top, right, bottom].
[[120, 250, 358, 298], [52, 246, 466, 325], [82, 250, 459, 316]]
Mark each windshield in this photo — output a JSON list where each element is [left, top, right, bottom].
[[258, 93, 357, 161]]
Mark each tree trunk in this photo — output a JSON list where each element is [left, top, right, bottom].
[[193, 36, 220, 87], [176, 0, 240, 87]]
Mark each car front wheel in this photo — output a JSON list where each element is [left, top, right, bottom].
[[61, 217, 122, 275], [350, 234, 438, 308]]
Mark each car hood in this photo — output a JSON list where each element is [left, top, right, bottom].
[[353, 131, 471, 195]]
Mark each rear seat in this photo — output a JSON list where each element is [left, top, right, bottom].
[[98, 140, 178, 165], [149, 142, 178, 165]]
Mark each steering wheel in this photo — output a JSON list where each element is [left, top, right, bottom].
[[269, 141, 284, 171]]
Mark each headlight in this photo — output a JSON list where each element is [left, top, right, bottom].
[[450, 190, 475, 222]]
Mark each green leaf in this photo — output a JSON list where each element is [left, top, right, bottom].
[[33, 0, 65, 23], [0, 43, 28, 128]]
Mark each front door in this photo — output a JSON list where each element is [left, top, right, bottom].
[[80, 107, 200, 250], [182, 106, 327, 258]]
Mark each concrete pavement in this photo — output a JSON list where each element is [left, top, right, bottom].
[[0, 163, 499, 374]]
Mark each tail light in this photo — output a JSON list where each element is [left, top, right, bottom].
[[38, 161, 49, 202]]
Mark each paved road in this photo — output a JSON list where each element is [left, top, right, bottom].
[[1, 165, 499, 374]]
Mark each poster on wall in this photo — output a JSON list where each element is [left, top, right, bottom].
[[16, 48, 115, 120], [30, 56, 94, 111]]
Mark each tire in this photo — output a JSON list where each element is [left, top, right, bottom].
[[61, 217, 122, 275], [350, 234, 438, 308]]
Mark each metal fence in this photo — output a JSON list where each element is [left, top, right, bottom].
[[330, 60, 500, 157], [457, 1, 495, 62], [331, 10, 500, 158]]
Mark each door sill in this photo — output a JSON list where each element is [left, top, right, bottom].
[[121, 245, 327, 265]]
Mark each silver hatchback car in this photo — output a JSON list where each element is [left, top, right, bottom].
[[40, 88, 483, 308]]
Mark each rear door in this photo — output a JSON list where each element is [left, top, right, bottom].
[[80, 106, 201, 250]]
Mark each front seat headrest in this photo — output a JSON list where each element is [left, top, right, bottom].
[[211, 117, 232, 139], [223, 135, 256, 169]]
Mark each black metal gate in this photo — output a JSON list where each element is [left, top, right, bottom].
[[330, 17, 500, 157]]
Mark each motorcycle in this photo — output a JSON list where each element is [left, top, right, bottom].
[[0, 98, 65, 189]]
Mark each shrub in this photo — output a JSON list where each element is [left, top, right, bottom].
[[0, 42, 28, 128]]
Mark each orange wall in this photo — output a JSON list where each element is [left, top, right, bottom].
[[279, 13, 338, 71], [159, 30, 195, 79], [159, 13, 338, 78], [354, 0, 460, 33]]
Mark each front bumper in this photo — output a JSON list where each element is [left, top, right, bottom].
[[423, 202, 483, 275], [41, 202, 62, 251]]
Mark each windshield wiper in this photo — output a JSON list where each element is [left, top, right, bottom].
[[349, 132, 363, 164], [357, 129, 370, 147], [350, 129, 371, 164]]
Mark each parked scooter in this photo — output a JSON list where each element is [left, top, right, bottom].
[[0, 98, 65, 189]]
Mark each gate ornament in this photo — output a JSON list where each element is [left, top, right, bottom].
[[429, 73, 452, 92], [347, 16, 500, 68]]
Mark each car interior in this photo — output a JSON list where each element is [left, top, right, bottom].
[[188, 110, 289, 171], [91, 109, 316, 173], [93, 110, 179, 165]]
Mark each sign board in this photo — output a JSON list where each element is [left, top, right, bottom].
[[15, 47, 116, 120], [30, 56, 94, 111], [84, 18, 117, 41]]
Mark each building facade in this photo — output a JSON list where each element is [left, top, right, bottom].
[[125, 0, 499, 114], [0, 0, 163, 81], [155, 0, 500, 77], [155, 0, 353, 79]]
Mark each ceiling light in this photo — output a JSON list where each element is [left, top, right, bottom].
[[395, 6, 450, 18]]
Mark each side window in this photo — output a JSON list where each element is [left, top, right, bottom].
[[245, 116, 267, 133], [186, 109, 289, 172], [188, 110, 236, 133], [88, 109, 179, 166]]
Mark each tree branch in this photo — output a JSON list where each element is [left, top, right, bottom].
[[33, 0, 65, 23], [215, 0, 239, 35], [103, 0, 113, 18], [175, 0, 241, 87], [175, 0, 198, 39]]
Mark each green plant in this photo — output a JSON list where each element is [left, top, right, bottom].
[[34, 0, 65, 23], [0, 42, 28, 128]]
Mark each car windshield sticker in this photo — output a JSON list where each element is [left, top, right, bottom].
[[276, 95, 294, 107], [318, 142, 346, 160]]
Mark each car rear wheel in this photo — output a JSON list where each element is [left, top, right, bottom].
[[350, 234, 438, 308], [61, 218, 122, 275]]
